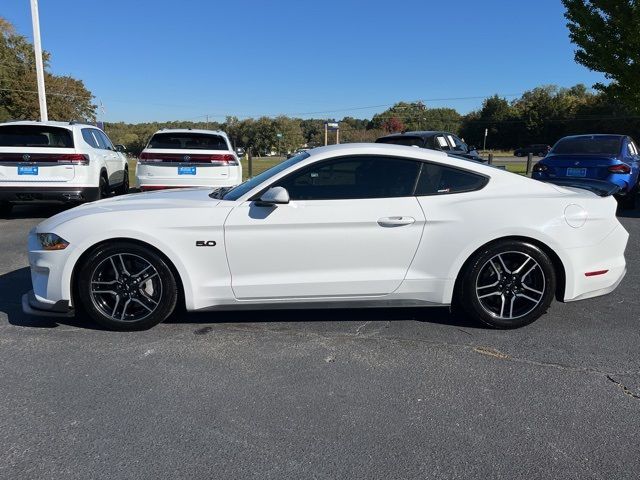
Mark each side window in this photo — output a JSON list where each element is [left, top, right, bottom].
[[628, 139, 638, 156], [274, 156, 421, 200], [81, 128, 99, 148], [447, 135, 466, 152], [97, 131, 114, 150], [433, 135, 451, 151], [415, 163, 488, 196]]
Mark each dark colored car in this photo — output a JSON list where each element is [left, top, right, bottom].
[[532, 134, 640, 209], [375, 131, 484, 162], [514, 144, 551, 157]]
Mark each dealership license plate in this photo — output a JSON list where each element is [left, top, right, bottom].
[[18, 165, 38, 175], [178, 166, 196, 175], [566, 167, 587, 177]]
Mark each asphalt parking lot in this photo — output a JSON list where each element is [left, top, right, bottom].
[[1, 205, 639, 479]]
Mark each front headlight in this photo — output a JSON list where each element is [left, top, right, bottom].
[[37, 233, 69, 250]]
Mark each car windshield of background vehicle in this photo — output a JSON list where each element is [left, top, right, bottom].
[[148, 133, 228, 150], [376, 136, 424, 147], [0, 125, 74, 148], [551, 136, 621, 155], [221, 152, 311, 201]]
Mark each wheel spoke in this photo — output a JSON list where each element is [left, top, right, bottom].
[[132, 264, 151, 278], [522, 284, 543, 296], [478, 289, 502, 299], [497, 254, 511, 274], [521, 264, 537, 281], [513, 256, 531, 274], [131, 298, 153, 312], [92, 280, 118, 286], [109, 257, 119, 280], [516, 293, 540, 303], [92, 289, 118, 296], [120, 299, 131, 321], [499, 294, 506, 317], [111, 295, 120, 318], [118, 255, 130, 276], [508, 295, 516, 319]]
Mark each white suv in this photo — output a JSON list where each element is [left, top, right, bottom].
[[137, 129, 242, 191], [0, 121, 129, 215]]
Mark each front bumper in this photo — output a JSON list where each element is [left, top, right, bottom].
[[22, 290, 73, 317], [0, 186, 99, 204]]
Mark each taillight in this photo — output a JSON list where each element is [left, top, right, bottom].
[[138, 152, 161, 163], [608, 164, 631, 174], [138, 152, 237, 165], [56, 154, 89, 165], [532, 163, 547, 173], [208, 154, 237, 165]]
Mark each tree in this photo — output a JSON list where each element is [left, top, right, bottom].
[[563, 0, 640, 111], [381, 116, 405, 133], [0, 16, 95, 122]]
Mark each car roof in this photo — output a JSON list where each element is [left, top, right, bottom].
[[378, 131, 447, 139], [152, 128, 229, 136], [559, 134, 626, 140], [0, 120, 94, 130]]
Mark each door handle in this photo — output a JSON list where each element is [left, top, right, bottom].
[[377, 216, 415, 227]]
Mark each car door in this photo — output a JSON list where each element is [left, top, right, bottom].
[[94, 130, 122, 184], [223, 155, 426, 300]]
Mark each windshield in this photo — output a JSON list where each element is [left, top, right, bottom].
[[0, 125, 74, 148], [148, 132, 229, 150], [375, 136, 425, 147], [221, 152, 311, 201], [551, 136, 622, 156]]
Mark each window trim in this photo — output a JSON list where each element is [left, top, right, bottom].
[[250, 154, 489, 201]]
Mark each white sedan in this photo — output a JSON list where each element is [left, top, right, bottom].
[[23, 143, 628, 330]]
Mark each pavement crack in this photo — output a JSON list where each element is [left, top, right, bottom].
[[606, 375, 640, 400], [354, 321, 370, 336]]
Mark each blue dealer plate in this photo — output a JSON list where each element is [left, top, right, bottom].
[[178, 166, 196, 175], [18, 165, 39, 175], [566, 167, 587, 177]]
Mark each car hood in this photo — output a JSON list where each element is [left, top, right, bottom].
[[37, 187, 223, 232]]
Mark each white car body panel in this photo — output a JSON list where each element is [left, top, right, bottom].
[[136, 129, 242, 190], [25, 143, 628, 316]]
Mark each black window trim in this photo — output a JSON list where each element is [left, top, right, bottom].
[[250, 154, 490, 201]]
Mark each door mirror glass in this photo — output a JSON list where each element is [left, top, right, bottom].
[[257, 186, 290, 206]]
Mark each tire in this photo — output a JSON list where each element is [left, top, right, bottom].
[[536, 152, 545, 157], [620, 184, 638, 210], [514, 152, 523, 157], [76, 241, 178, 330], [97, 174, 109, 200], [115, 169, 130, 195], [0, 203, 12, 217], [456, 240, 556, 329]]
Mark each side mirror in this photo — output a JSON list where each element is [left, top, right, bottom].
[[115, 144, 126, 153], [467, 145, 477, 152], [256, 186, 290, 206]]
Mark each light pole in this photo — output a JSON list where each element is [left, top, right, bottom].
[[483, 128, 488, 153], [30, 0, 48, 121]]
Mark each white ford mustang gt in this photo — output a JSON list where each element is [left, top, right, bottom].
[[23, 143, 628, 330]]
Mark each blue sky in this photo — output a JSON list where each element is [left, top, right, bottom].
[[4, 0, 605, 123]]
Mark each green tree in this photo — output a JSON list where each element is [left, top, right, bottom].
[[563, 0, 640, 111], [0, 16, 95, 122]]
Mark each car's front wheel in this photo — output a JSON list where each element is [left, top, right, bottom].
[[457, 240, 556, 328], [76, 242, 178, 330]]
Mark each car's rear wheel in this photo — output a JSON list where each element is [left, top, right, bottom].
[[515, 152, 523, 157], [457, 240, 556, 328], [115, 169, 130, 195], [620, 184, 638, 210], [97, 174, 109, 200], [76, 242, 178, 330], [0, 202, 12, 217]]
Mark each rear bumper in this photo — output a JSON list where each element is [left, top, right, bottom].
[[563, 224, 629, 302], [0, 186, 99, 204], [22, 290, 73, 317]]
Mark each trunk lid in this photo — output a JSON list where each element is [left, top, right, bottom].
[[543, 154, 621, 181]]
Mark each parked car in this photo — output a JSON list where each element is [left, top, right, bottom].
[[514, 144, 551, 157], [0, 121, 129, 216], [23, 143, 627, 331], [532, 134, 640, 209], [376, 131, 484, 162], [137, 129, 241, 191]]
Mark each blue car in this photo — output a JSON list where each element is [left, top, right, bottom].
[[532, 134, 640, 209]]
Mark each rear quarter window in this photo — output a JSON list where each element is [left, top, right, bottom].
[[415, 163, 488, 195], [148, 133, 229, 150], [0, 125, 74, 148]]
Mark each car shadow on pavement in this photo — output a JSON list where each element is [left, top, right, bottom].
[[0, 267, 104, 330], [2, 266, 480, 331]]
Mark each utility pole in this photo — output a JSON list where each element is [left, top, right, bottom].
[[483, 128, 488, 153], [30, 0, 48, 121]]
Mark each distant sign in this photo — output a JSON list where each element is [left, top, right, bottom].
[[276, 133, 283, 138], [325, 122, 339, 130]]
